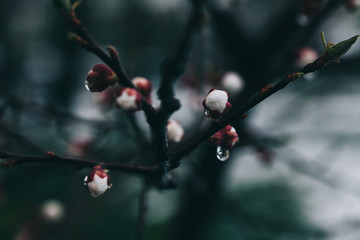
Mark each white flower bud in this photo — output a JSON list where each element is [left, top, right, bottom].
[[41, 200, 65, 222], [202, 89, 232, 119], [116, 87, 142, 112], [221, 72, 244, 95], [167, 120, 184, 143], [84, 165, 112, 197]]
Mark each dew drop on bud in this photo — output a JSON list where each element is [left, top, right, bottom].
[[216, 146, 229, 161], [83, 176, 88, 186], [85, 80, 91, 91], [204, 108, 210, 117]]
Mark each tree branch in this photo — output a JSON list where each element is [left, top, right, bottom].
[[168, 34, 359, 169], [0, 150, 160, 176], [54, 3, 157, 123]]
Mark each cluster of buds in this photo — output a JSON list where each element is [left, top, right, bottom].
[[85, 64, 118, 92], [132, 77, 153, 103], [167, 120, 184, 143], [295, 47, 318, 69], [202, 89, 232, 120], [84, 165, 112, 197], [116, 87, 143, 112], [209, 125, 239, 150]]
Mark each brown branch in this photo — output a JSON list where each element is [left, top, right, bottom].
[[0, 149, 160, 176], [152, 0, 204, 173], [168, 37, 358, 170], [157, 0, 204, 113]]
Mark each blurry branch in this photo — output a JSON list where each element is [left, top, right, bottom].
[[0, 149, 160, 175], [169, 34, 359, 170], [135, 181, 150, 240], [52, 0, 156, 122], [152, 0, 205, 175], [158, 0, 204, 115]]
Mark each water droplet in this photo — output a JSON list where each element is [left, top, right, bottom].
[[107, 184, 112, 189], [204, 108, 210, 117], [84, 176, 88, 186], [85, 80, 91, 91], [216, 146, 229, 161]]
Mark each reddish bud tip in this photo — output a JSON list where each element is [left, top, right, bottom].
[[209, 125, 239, 150], [84, 165, 112, 197], [115, 87, 143, 113], [85, 64, 118, 92]]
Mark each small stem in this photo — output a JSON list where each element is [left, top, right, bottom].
[[0, 150, 160, 176]]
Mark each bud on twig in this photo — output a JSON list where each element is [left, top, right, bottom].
[[132, 77, 153, 103], [167, 120, 184, 143], [84, 165, 112, 197], [116, 88, 143, 112], [321, 31, 359, 61], [85, 64, 118, 92], [202, 89, 232, 120], [209, 125, 239, 150]]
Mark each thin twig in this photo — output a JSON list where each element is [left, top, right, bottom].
[[55, 5, 157, 123], [0, 149, 160, 175], [168, 45, 357, 169]]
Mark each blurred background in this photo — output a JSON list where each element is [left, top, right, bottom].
[[0, 0, 360, 239]]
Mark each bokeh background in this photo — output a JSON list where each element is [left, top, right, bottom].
[[0, 0, 360, 239]]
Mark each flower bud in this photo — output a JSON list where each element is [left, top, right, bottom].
[[167, 120, 184, 143], [84, 165, 112, 197], [116, 87, 143, 112], [221, 72, 245, 95], [209, 125, 239, 150], [295, 47, 318, 69], [41, 200, 65, 222], [202, 89, 232, 119], [132, 77, 153, 103], [85, 64, 118, 92]]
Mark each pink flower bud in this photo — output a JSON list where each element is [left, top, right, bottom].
[[345, 0, 360, 11], [132, 77, 153, 103], [84, 165, 112, 197], [295, 47, 318, 69], [209, 125, 239, 150], [85, 64, 118, 92], [202, 89, 232, 119], [116, 87, 143, 112], [167, 120, 184, 143]]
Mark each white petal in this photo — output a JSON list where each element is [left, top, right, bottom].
[[167, 120, 184, 143], [116, 91, 138, 111], [205, 90, 228, 113], [87, 174, 108, 197]]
